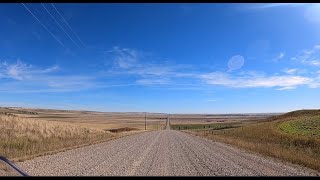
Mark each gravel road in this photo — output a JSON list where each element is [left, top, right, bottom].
[[17, 119, 319, 176]]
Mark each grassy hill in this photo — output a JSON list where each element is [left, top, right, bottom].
[[187, 110, 320, 171]]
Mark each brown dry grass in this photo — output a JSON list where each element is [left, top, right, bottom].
[[108, 127, 139, 133], [0, 114, 119, 161], [1, 107, 167, 131], [0, 107, 161, 162], [186, 110, 320, 171]]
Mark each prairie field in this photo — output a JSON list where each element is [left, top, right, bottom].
[[2, 106, 320, 172], [0, 107, 167, 162], [0, 107, 168, 131], [0, 114, 118, 161]]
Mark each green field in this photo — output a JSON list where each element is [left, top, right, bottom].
[[278, 116, 320, 136]]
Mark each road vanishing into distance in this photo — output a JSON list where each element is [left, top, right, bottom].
[[18, 118, 318, 176]]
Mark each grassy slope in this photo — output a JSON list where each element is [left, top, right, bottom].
[[185, 110, 320, 171]]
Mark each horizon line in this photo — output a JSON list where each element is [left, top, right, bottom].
[[0, 105, 292, 115]]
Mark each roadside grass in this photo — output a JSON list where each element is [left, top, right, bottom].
[[183, 110, 320, 171], [0, 114, 127, 161]]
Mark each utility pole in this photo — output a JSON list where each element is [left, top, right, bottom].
[[145, 112, 147, 130], [166, 114, 170, 129]]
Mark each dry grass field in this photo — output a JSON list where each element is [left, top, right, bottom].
[[181, 110, 320, 171], [0, 107, 168, 162], [0, 113, 121, 161], [0, 107, 168, 131]]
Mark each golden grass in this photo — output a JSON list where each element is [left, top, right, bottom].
[[0, 114, 120, 161], [185, 110, 320, 171], [0, 107, 168, 162], [1, 107, 167, 131]]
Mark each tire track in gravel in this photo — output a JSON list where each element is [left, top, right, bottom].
[[17, 129, 319, 176], [126, 131, 161, 175]]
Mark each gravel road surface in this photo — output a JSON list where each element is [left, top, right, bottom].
[[17, 122, 319, 176]]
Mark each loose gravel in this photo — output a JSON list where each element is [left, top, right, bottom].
[[17, 127, 319, 176]]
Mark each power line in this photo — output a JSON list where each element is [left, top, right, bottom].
[[21, 3, 66, 49], [41, 3, 81, 48], [51, 3, 87, 48]]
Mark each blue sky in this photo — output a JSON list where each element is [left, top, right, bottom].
[[1, 3, 320, 113]]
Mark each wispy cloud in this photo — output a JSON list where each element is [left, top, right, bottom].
[[107, 46, 173, 76], [106, 46, 199, 83], [291, 44, 320, 66], [276, 86, 297, 90], [273, 52, 285, 62], [0, 60, 59, 80], [105, 46, 320, 91], [108, 46, 139, 69], [200, 71, 313, 90], [283, 68, 297, 74], [0, 60, 95, 92], [250, 3, 307, 9], [309, 72, 320, 88], [136, 78, 170, 85]]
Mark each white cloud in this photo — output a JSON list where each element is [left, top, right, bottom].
[[106, 47, 320, 90], [108, 46, 139, 69], [132, 65, 173, 77], [2, 60, 31, 80], [283, 68, 297, 74], [278, 52, 285, 59], [309, 73, 320, 88], [227, 55, 245, 72], [106, 46, 199, 85], [0, 60, 60, 80], [201, 71, 313, 90], [291, 44, 320, 66], [251, 3, 307, 9], [107, 46, 172, 76], [0, 60, 95, 92], [309, 83, 320, 88], [309, 60, 320, 66], [277, 86, 296, 90], [273, 52, 285, 61], [42, 65, 60, 73], [136, 78, 170, 85]]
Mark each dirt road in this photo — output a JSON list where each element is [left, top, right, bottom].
[[17, 122, 318, 176]]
